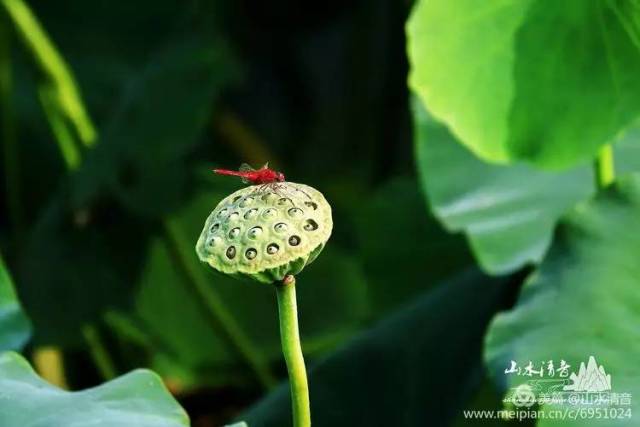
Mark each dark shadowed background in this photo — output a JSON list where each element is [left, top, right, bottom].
[[0, 1, 527, 426]]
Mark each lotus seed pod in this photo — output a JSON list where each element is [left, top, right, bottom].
[[196, 182, 332, 284]]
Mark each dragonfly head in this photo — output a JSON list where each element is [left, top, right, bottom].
[[277, 172, 286, 182]]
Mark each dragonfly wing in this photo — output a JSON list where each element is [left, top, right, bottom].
[[239, 163, 255, 173], [238, 164, 256, 184]]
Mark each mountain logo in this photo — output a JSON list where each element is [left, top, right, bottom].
[[563, 356, 612, 392]]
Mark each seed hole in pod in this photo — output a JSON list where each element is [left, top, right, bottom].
[[267, 243, 279, 255], [209, 223, 220, 233], [217, 208, 229, 218], [261, 193, 277, 202], [244, 208, 258, 220], [303, 219, 318, 231], [274, 222, 288, 233], [226, 246, 236, 259], [228, 212, 240, 221], [228, 227, 241, 239], [245, 248, 257, 260], [288, 207, 304, 218], [304, 201, 318, 210], [277, 198, 293, 206], [239, 197, 254, 208], [248, 226, 263, 239], [288, 235, 301, 246], [232, 196, 242, 203], [262, 208, 277, 219], [207, 236, 220, 247]]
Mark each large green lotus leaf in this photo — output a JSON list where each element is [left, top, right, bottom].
[[407, 0, 640, 168], [0, 352, 189, 427], [414, 97, 640, 274], [242, 270, 510, 426], [507, 0, 640, 166], [485, 174, 640, 425], [407, 0, 530, 163], [0, 255, 31, 351]]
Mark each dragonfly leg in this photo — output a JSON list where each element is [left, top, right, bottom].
[[271, 183, 292, 201], [293, 186, 313, 200]]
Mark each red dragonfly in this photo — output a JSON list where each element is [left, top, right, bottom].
[[213, 163, 285, 185]]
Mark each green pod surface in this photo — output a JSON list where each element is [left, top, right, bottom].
[[196, 182, 333, 284]]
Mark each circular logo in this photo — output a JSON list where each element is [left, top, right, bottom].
[[512, 384, 536, 408], [568, 393, 580, 405]]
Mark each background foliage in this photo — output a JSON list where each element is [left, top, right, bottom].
[[0, 0, 638, 426]]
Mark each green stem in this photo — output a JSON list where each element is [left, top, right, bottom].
[[594, 144, 615, 190], [38, 84, 81, 169], [1, 0, 96, 147], [82, 323, 117, 380], [276, 275, 311, 427], [163, 218, 276, 389]]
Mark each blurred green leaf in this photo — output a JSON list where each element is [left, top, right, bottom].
[[18, 199, 148, 346], [18, 36, 237, 346], [242, 270, 509, 426], [406, 0, 530, 164], [356, 176, 472, 313], [0, 254, 31, 351], [507, 0, 640, 167], [0, 351, 189, 426], [412, 97, 590, 274], [485, 173, 640, 425], [414, 97, 640, 274], [71, 37, 238, 217], [2, 0, 97, 147], [407, 0, 640, 168]]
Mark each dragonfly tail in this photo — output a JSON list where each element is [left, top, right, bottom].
[[213, 169, 244, 177]]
